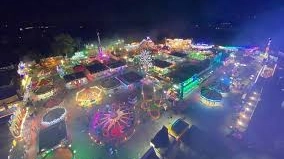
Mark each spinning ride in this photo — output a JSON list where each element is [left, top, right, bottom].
[[75, 86, 102, 107], [89, 103, 135, 145]]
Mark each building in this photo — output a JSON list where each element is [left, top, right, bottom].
[[168, 52, 187, 63], [86, 61, 109, 79], [105, 59, 127, 73], [0, 71, 20, 120], [117, 71, 144, 89], [99, 77, 123, 94], [168, 118, 189, 139], [39, 120, 68, 153], [166, 61, 210, 100], [165, 39, 192, 51], [152, 59, 173, 75], [142, 120, 229, 159], [179, 125, 229, 159], [141, 147, 159, 159], [63, 72, 88, 89], [150, 126, 171, 158]]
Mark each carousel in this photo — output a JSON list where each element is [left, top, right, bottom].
[[200, 87, 223, 107], [75, 86, 102, 107], [89, 103, 136, 145]]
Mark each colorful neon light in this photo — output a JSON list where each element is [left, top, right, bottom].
[[75, 86, 102, 107]]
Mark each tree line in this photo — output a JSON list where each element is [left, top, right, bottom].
[[20, 33, 80, 63]]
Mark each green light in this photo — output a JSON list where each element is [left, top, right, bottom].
[[188, 51, 207, 60], [183, 80, 199, 94]]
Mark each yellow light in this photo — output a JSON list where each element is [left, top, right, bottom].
[[12, 140, 17, 147], [241, 114, 247, 119], [75, 86, 102, 107], [21, 76, 31, 88], [237, 120, 243, 126]]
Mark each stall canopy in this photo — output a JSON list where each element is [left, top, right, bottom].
[[39, 120, 67, 151]]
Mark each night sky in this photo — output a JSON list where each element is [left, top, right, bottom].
[[1, 0, 283, 25], [0, 0, 284, 66]]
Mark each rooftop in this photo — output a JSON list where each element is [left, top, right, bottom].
[[150, 126, 170, 148], [153, 59, 173, 68], [0, 86, 17, 100], [0, 72, 12, 87], [106, 60, 126, 69], [170, 52, 187, 58], [39, 121, 67, 151], [34, 85, 54, 95], [99, 77, 121, 89], [167, 63, 207, 83], [140, 147, 159, 159], [170, 119, 189, 138], [63, 72, 85, 83], [86, 62, 108, 74], [180, 125, 229, 158], [117, 71, 143, 85]]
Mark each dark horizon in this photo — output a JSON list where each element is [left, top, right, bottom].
[[1, 0, 284, 66]]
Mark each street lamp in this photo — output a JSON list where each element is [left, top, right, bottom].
[[237, 120, 243, 126]]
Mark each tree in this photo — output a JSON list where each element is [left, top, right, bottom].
[[51, 34, 76, 58]]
